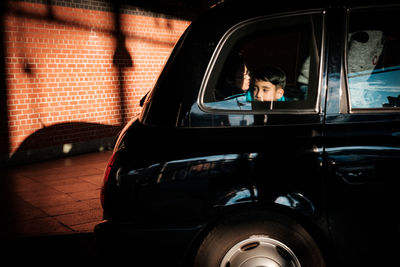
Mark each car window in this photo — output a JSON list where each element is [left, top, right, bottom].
[[347, 8, 400, 110], [200, 13, 323, 113]]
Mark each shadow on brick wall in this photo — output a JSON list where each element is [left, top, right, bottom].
[[0, 2, 8, 166], [8, 122, 122, 166], [1, 0, 187, 166], [112, 0, 133, 126]]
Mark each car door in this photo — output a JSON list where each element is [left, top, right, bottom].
[[324, 5, 400, 266], [128, 8, 329, 231], [176, 9, 330, 227]]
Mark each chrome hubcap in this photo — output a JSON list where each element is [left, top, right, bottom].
[[220, 235, 301, 267]]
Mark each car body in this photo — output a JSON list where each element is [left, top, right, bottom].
[[94, 0, 400, 266]]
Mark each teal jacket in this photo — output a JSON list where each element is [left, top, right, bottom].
[[244, 90, 287, 102]]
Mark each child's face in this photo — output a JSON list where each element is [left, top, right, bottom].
[[253, 79, 284, 101]]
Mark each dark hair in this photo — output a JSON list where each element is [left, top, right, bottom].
[[215, 52, 247, 99], [220, 52, 246, 82], [251, 66, 286, 89]]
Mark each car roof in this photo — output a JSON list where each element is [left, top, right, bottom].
[[188, 0, 400, 41], [202, 0, 399, 18], [211, 0, 328, 12]]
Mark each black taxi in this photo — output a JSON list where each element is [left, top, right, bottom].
[[95, 0, 400, 266]]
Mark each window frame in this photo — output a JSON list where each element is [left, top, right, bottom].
[[345, 5, 400, 114], [197, 10, 326, 115]]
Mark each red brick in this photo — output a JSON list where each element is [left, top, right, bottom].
[[5, 1, 190, 155]]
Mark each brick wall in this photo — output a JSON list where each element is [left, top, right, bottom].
[[3, 0, 190, 164]]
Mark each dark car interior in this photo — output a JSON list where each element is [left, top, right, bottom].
[[204, 14, 322, 111]]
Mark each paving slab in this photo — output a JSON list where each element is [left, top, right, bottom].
[[4, 151, 112, 237]]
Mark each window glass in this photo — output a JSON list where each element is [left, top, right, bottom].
[[201, 13, 322, 112], [347, 8, 400, 109]]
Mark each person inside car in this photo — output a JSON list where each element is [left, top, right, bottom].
[[215, 51, 251, 100], [251, 66, 287, 102]]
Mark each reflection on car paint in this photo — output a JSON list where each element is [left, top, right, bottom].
[[215, 186, 259, 207], [325, 145, 400, 153], [125, 153, 259, 186], [274, 192, 315, 216]]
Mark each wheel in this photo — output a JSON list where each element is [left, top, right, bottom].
[[193, 210, 325, 267]]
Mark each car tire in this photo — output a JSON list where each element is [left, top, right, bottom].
[[193, 210, 325, 267]]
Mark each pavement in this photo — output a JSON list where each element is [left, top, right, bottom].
[[5, 150, 112, 237], [0, 151, 113, 265]]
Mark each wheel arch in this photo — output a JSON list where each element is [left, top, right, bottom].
[[182, 199, 330, 266]]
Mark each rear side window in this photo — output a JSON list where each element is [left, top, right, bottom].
[[346, 7, 400, 110], [200, 12, 323, 113]]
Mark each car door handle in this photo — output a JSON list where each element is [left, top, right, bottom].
[[335, 165, 376, 185]]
